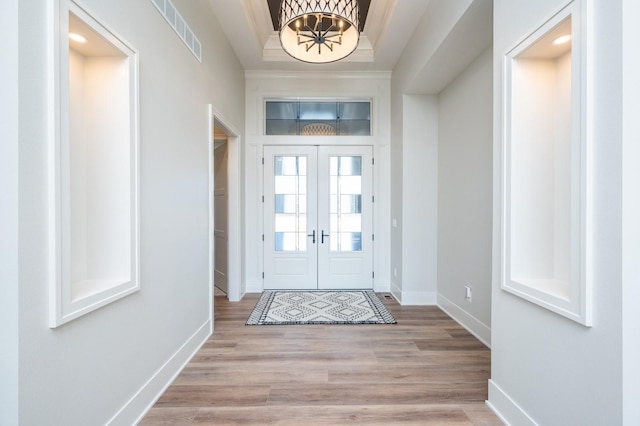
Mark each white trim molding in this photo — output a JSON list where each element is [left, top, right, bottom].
[[487, 380, 538, 426], [390, 282, 437, 306], [437, 294, 491, 348], [108, 319, 211, 426], [209, 106, 243, 303], [501, 0, 593, 326], [49, 0, 140, 327]]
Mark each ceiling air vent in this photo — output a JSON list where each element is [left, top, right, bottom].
[[150, 0, 202, 62]]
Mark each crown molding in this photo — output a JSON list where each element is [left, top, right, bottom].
[[244, 69, 392, 80]]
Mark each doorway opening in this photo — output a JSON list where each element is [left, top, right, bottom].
[[208, 106, 242, 307], [213, 126, 229, 296]]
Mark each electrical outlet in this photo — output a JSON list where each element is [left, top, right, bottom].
[[465, 286, 472, 302]]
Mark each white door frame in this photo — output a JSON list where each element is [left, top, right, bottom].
[[208, 105, 242, 309]]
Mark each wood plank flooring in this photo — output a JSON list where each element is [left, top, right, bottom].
[[140, 294, 502, 425]]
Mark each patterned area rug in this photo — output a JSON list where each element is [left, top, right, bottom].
[[246, 290, 397, 325]]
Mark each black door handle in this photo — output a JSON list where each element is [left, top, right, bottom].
[[321, 230, 330, 244], [307, 230, 316, 244]]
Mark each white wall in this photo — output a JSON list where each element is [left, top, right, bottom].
[[244, 71, 391, 294], [15, 0, 244, 424], [622, 0, 640, 423], [390, 1, 473, 305], [510, 55, 572, 283], [0, 0, 19, 424], [390, 0, 492, 306], [437, 47, 493, 344], [389, 80, 404, 300], [489, 0, 624, 423], [392, 0, 474, 90], [69, 52, 132, 287], [397, 95, 439, 304]]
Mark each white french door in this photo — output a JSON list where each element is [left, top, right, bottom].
[[264, 146, 318, 290], [264, 145, 373, 290]]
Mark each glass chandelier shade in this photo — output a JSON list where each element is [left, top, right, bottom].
[[279, 0, 360, 63]]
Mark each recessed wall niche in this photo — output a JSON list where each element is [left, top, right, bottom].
[[502, 0, 592, 325], [49, 0, 139, 327]]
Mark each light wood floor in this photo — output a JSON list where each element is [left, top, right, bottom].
[[141, 293, 503, 425]]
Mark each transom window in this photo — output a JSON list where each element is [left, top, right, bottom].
[[266, 100, 371, 136]]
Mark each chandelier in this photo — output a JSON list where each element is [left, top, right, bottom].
[[279, 0, 360, 63]]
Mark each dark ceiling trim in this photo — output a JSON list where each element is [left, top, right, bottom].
[[267, 0, 370, 32]]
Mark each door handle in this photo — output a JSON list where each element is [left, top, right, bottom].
[[307, 230, 316, 244], [321, 230, 329, 244]]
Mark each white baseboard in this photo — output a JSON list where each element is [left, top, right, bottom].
[[389, 282, 437, 305], [437, 293, 491, 348], [107, 319, 212, 426], [390, 281, 402, 303], [487, 380, 537, 426]]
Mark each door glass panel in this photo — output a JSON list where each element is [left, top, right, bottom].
[[274, 156, 307, 252], [275, 194, 307, 213], [329, 156, 363, 252]]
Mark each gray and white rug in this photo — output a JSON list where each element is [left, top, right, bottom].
[[246, 290, 397, 325]]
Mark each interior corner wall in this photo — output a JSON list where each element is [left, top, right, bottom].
[[622, 0, 640, 422], [389, 81, 404, 301], [437, 46, 493, 344], [490, 0, 624, 424], [399, 95, 439, 305], [389, 0, 490, 306], [17, 0, 244, 424], [0, 0, 19, 424]]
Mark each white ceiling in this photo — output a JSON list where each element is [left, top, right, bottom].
[[208, 0, 493, 94]]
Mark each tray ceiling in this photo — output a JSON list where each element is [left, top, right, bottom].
[[266, 0, 371, 31]]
